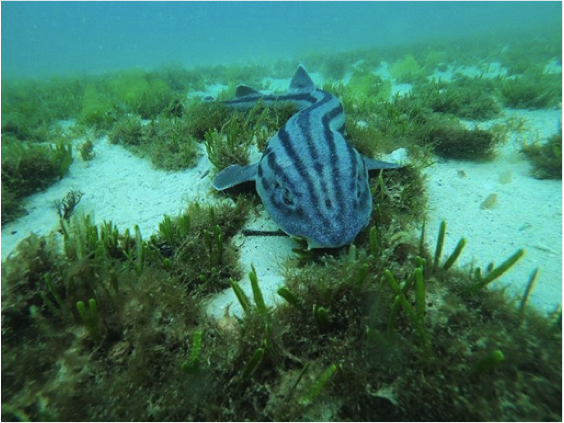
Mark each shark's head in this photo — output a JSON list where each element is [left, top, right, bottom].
[[256, 142, 373, 249]]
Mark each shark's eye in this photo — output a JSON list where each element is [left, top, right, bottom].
[[282, 188, 294, 206], [272, 182, 296, 208]]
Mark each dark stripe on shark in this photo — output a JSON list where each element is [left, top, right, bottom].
[[293, 98, 328, 210], [265, 150, 297, 192], [323, 102, 344, 126], [300, 92, 343, 159], [276, 126, 326, 221], [294, 90, 335, 176], [286, 91, 349, 219], [315, 101, 348, 216], [321, 102, 348, 210], [295, 94, 348, 221]]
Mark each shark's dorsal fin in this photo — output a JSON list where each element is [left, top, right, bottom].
[[212, 163, 259, 190], [289, 65, 315, 93], [235, 85, 262, 98]]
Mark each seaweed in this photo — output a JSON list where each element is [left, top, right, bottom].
[[183, 99, 232, 140], [1, 76, 83, 142], [389, 54, 424, 83], [107, 114, 143, 146], [1, 138, 74, 225], [205, 113, 252, 171], [108, 69, 175, 119], [319, 55, 352, 80], [54, 189, 84, 221], [150, 199, 251, 297], [412, 75, 503, 120], [80, 83, 116, 128], [500, 67, 562, 110], [521, 130, 562, 179], [79, 139, 95, 161], [429, 124, 501, 160], [344, 70, 392, 110], [140, 118, 200, 170], [204, 98, 296, 172], [158, 63, 207, 92], [51, 141, 74, 179]]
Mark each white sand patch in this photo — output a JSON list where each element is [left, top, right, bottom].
[[1, 137, 216, 260], [424, 109, 562, 313], [204, 208, 295, 319]]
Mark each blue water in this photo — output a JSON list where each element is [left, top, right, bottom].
[[2, 1, 561, 78]]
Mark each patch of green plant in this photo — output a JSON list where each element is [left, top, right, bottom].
[[140, 118, 200, 170], [367, 165, 427, 236], [60, 214, 132, 263], [498, 31, 562, 76], [107, 114, 144, 146], [1, 233, 62, 324], [423, 49, 443, 70], [204, 63, 272, 88], [54, 189, 84, 221], [319, 55, 352, 80], [499, 67, 562, 109], [80, 82, 116, 129], [150, 199, 251, 297], [205, 122, 249, 171], [182, 329, 203, 373], [205, 106, 262, 170], [194, 97, 294, 170], [1, 211, 207, 418], [298, 363, 338, 406], [79, 139, 95, 161], [384, 267, 430, 353], [467, 248, 525, 294], [340, 91, 449, 163], [272, 216, 556, 420], [412, 75, 503, 120], [343, 70, 392, 109], [1, 138, 74, 225], [52, 141, 74, 179], [1, 76, 83, 142], [158, 63, 206, 92], [251, 102, 297, 152], [429, 123, 501, 160], [182, 99, 232, 140], [389, 54, 423, 83], [521, 130, 562, 179], [108, 69, 175, 119], [76, 298, 101, 342]]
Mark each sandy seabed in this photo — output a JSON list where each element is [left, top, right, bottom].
[[1, 98, 561, 320]]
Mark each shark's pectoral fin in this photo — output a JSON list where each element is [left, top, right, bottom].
[[363, 156, 402, 171], [212, 163, 259, 190]]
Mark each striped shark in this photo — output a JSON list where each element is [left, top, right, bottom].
[[212, 65, 400, 249]]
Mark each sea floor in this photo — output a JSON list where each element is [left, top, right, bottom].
[[1, 82, 562, 317]]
